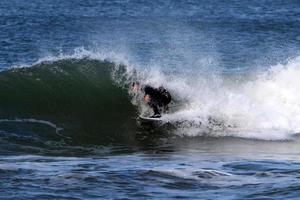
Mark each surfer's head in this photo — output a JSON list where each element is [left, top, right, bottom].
[[131, 82, 140, 93]]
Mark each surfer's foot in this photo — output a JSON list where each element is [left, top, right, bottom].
[[150, 114, 161, 118]]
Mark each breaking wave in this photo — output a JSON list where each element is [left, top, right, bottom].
[[1, 49, 300, 143]]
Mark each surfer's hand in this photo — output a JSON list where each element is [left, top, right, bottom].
[[144, 95, 151, 103]]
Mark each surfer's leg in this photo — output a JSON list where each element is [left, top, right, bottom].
[[151, 104, 160, 115], [149, 101, 161, 117], [163, 104, 169, 113], [161, 94, 171, 113]]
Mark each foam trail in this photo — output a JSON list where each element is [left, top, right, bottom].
[[0, 118, 68, 138]]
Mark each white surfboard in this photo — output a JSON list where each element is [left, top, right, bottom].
[[139, 115, 163, 122]]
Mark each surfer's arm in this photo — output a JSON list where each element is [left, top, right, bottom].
[[144, 94, 151, 103]]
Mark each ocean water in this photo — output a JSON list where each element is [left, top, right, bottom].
[[1, 0, 300, 199]]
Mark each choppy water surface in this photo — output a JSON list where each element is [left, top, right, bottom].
[[1, 0, 300, 199], [2, 138, 300, 199]]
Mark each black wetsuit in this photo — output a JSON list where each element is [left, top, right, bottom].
[[143, 85, 171, 115]]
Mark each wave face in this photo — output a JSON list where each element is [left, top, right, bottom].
[[0, 59, 137, 146]]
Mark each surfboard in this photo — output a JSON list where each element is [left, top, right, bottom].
[[139, 115, 162, 122]]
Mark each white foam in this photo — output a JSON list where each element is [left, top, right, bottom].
[[153, 56, 300, 140]]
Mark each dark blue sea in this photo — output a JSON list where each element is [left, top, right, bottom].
[[1, 0, 300, 199]]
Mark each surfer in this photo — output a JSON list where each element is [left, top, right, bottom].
[[132, 82, 171, 118]]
